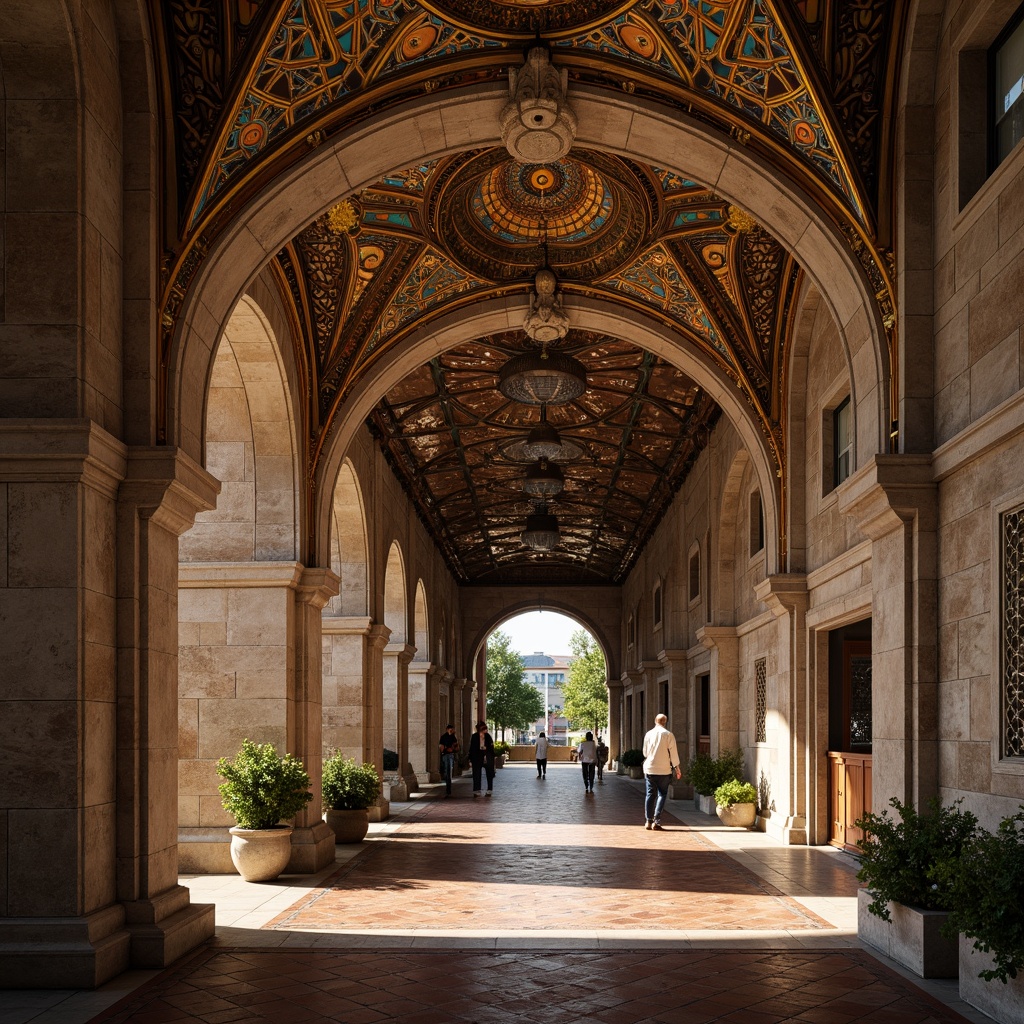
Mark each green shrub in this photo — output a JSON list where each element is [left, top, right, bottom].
[[322, 753, 381, 811], [939, 807, 1024, 983], [619, 748, 644, 767], [855, 797, 979, 921], [714, 779, 757, 807], [685, 748, 744, 796], [217, 738, 312, 830], [382, 748, 399, 771], [493, 740, 512, 757]]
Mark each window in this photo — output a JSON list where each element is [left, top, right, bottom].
[[627, 613, 635, 649], [749, 490, 764, 556], [660, 681, 669, 716], [754, 657, 767, 744], [688, 546, 701, 602], [652, 581, 663, 629], [994, 5, 1024, 170], [833, 396, 852, 488], [1001, 504, 1024, 759]]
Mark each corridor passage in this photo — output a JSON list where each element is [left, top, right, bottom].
[[12, 767, 982, 1024]]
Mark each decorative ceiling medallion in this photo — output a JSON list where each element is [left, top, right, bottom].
[[418, 0, 637, 37], [501, 47, 577, 163], [429, 149, 650, 281]]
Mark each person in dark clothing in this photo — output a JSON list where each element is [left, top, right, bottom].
[[468, 721, 496, 797], [438, 724, 459, 797]]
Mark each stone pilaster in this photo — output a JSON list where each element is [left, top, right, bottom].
[[383, 642, 416, 800], [606, 680, 623, 765], [753, 575, 809, 845], [838, 455, 938, 811], [409, 662, 441, 782], [620, 669, 642, 749], [287, 568, 339, 874], [696, 625, 740, 753], [115, 447, 220, 970], [366, 624, 391, 821], [658, 649, 690, 796]]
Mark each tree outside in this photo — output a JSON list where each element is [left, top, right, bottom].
[[485, 630, 546, 739], [561, 629, 608, 735]]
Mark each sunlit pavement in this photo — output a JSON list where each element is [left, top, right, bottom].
[[2, 765, 991, 1023]]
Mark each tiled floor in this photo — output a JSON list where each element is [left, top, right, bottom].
[[0, 766, 992, 1023]]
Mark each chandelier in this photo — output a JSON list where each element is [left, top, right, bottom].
[[523, 457, 564, 498], [498, 345, 587, 405], [522, 503, 560, 551]]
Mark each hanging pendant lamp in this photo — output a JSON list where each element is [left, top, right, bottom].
[[522, 505, 560, 551], [498, 341, 586, 406], [523, 457, 564, 498]]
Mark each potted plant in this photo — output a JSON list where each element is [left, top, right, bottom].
[[620, 748, 644, 779], [714, 779, 757, 827], [940, 807, 1024, 1021], [686, 749, 744, 814], [854, 797, 978, 978], [493, 740, 512, 767], [217, 738, 313, 882], [322, 753, 382, 843]]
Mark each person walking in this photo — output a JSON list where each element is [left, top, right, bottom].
[[596, 735, 609, 783], [468, 721, 496, 797], [438, 723, 459, 797], [535, 731, 549, 778], [642, 713, 681, 829], [578, 730, 598, 793]]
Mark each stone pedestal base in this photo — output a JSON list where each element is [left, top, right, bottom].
[[286, 823, 336, 873], [388, 779, 409, 802], [759, 812, 807, 845], [0, 905, 130, 989], [426, 770, 441, 783], [367, 796, 390, 822], [123, 886, 215, 968], [178, 827, 234, 874]]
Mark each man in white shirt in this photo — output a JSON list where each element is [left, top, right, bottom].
[[642, 713, 681, 830]]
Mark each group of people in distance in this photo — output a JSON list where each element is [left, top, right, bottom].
[[438, 712, 681, 829]]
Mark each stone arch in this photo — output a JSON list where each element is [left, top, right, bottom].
[[383, 541, 408, 646], [326, 459, 369, 617], [413, 580, 429, 660], [715, 448, 752, 627], [170, 83, 893, 546], [180, 293, 300, 562]]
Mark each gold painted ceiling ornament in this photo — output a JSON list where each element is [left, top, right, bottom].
[[326, 200, 359, 234], [500, 47, 578, 164], [726, 204, 758, 234]]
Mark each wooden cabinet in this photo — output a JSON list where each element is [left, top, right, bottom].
[[828, 750, 871, 852]]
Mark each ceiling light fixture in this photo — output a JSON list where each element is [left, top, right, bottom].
[[498, 346, 587, 405], [523, 457, 564, 498], [523, 406, 563, 460], [522, 503, 560, 551]]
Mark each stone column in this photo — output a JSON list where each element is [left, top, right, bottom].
[[383, 642, 416, 799], [322, 616, 374, 758], [696, 625, 740, 752], [621, 669, 642, 749], [838, 455, 937, 811], [606, 680, 623, 765], [407, 659, 433, 783], [658, 650, 690, 796], [753, 575, 809, 844], [366, 624, 391, 821], [287, 568, 339, 874]]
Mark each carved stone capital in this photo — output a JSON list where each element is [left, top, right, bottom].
[[295, 567, 340, 610], [696, 624, 738, 653], [754, 574, 808, 618], [837, 454, 935, 540]]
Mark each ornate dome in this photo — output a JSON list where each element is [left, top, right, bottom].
[[428, 149, 651, 281], [418, 0, 636, 36]]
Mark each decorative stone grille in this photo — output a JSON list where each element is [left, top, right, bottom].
[[755, 657, 767, 744], [1002, 507, 1024, 758], [849, 655, 872, 747]]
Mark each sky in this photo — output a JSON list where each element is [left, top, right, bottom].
[[494, 610, 589, 657]]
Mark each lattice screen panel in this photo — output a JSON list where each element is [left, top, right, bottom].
[[755, 657, 767, 744], [1002, 507, 1024, 758]]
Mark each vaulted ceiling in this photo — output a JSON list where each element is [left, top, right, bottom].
[[154, 0, 908, 584]]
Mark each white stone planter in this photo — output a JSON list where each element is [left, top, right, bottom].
[[696, 793, 715, 815], [228, 826, 293, 882], [627, 766, 643, 779], [716, 802, 756, 827], [959, 935, 1024, 1024], [325, 808, 369, 844], [857, 890, 958, 978]]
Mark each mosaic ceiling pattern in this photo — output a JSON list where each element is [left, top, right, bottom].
[[369, 333, 720, 584]]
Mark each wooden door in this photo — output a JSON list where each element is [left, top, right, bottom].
[[828, 640, 872, 851]]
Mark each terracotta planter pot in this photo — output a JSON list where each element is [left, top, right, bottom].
[[228, 826, 293, 882], [716, 802, 756, 828], [325, 808, 369, 844], [857, 890, 958, 978], [959, 935, 1024, 1024]]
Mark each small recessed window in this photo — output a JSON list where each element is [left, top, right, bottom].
[[627, 614, 635, 649], [833, 397, 852, 488], [688, 547, 701, 602], [993, 6, 1024, 170], [749, 490, 764, 556], [653, 582, 663, 629]]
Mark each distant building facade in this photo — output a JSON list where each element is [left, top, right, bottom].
[[521, 652, 572, 744]]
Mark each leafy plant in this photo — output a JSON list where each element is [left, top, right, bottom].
[[619, 748, 644, 768], [217, 738, 312, 830], [486, 629, 545, 735], [493, 740, 512, 758], [938, 807, 1024, 983], [322, 753, 381, 811], [714, 779, 757, 807], [685, 748, 744, 796], [383, 748, 399, 771], [855, 797, 979, 921], [562, 629, 609, 733]]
